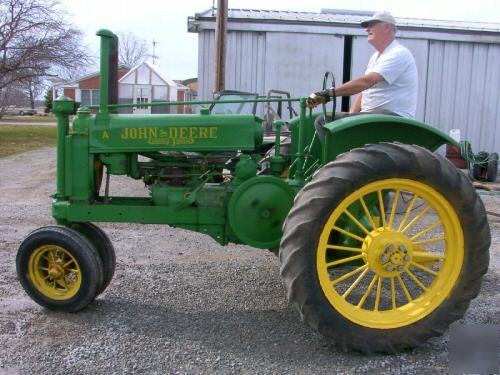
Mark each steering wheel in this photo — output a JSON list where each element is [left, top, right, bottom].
[[322, 71, 336, 122]]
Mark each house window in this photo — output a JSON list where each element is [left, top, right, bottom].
[[136, 88, 149, 109], [81, 89, 100, 106]]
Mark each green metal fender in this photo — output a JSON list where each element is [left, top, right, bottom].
[[322, 114, 458, 162]]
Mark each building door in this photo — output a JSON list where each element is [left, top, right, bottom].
[[133, 86, 151, 114]]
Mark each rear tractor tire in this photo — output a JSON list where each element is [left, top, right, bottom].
[[16, 225, 104, 312], [280, 143, 490, 353]]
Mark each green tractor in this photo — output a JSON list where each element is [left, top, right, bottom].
[[16, 30, 490, 353]]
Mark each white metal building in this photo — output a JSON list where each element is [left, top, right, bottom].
[[188, 8, 500, 153]]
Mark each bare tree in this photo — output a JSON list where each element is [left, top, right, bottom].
[[117, 31, 151, 67], [25, 77, 44, 109], [0, 84, 25, 117], [0, 0, 93, 116]]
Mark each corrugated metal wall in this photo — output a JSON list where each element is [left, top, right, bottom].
[[198, 31, 266, 101], [198, 30, 499, 153], [425, 41, 500, 152], [264, 32, 344, 102], [226, 31, 266, 94], [198, 31, 215, 101], [198, 30, 344, 115]]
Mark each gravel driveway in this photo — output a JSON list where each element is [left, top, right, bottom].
[[0, 147, 498, 374]]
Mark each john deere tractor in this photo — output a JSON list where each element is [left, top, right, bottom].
[[16, 30, 490, 353]]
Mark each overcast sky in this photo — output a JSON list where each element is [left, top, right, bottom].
[[61, 0, 500, 80]]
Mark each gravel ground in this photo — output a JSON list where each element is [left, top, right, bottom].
[[0, 147, 498, 374]]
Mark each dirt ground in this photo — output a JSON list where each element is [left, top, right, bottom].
[[0, 147, 498, 374]]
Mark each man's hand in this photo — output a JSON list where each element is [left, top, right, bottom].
[[306, 89, 331, 109]]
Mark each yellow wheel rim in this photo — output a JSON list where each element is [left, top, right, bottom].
[[28, 245, 82, 300], [317, 178, 464, 329]]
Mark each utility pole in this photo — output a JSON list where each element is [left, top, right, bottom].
[[214, 0, 228, 93]]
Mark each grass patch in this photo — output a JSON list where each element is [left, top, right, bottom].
[[0, 115, 56, 123], [0, 125, 56, 158]]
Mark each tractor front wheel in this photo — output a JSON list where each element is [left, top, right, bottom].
[[280, 143, 490, 353], [70, 222, 116, 295], [16, 226, 104, 312]]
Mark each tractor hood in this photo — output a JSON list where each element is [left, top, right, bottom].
[[88, 113, 264, 153]]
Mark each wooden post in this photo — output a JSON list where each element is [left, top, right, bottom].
[[214, 0, 228, 93]]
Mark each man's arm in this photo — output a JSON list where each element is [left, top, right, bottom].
[[350, 94, 362, 113], [332, 72, 384, 97], [307, 72, 384, 109]]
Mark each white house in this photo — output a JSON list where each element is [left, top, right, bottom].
[[119, 61, 178, 114], [54, 61, 180, 114]]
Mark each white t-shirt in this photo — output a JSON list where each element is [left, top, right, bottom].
[[361, 40, 418, 118]]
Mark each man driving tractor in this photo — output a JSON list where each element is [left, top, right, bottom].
[[308, 11, 418, 119]]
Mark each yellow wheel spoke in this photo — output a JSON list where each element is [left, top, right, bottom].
[[359, 196, 377, 230], [326, 254, 364, 268], [42, 255, 50, 262], [406, 269, 429, 291], [397, 275, 412, 302], [374, 277, 383, 311], [55, 279, 68, 290], [332, 264, 368, 286], [388, 190, 400, 229], [326, 244, 363, 253], [343, 209, 371, 236], [49, 250, 56, 262], [409, 220, 442, 241], [43, 274, 51, 280], [390, 277, 397, 309], [412, 251, 445, 262], [410, 261, 439, 276], [377, 190, 387, 228], [38, 266, 49, 271], [69, 268, 80, 274], [357, 275, 378, 308], [332, 226, 365, 243], [397, 193, 418, 231], [401, 205, 431, 234], [342, 267, 369, 299], [63, 259, 75, 268], [412, 236, 445, 246]]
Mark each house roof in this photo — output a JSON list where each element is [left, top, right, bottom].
[[182, 77, 197, 85], [55, 64, 131, 88], [120, 61, 177, 87], [190, 8, 500, 33], [176, 82, 189, 90]]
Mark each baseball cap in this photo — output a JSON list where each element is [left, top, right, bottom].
[[360, 11, 397, 27]]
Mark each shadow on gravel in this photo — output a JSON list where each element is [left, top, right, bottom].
[[57, 298, 337, 352], [42, 298, 438, 359]]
